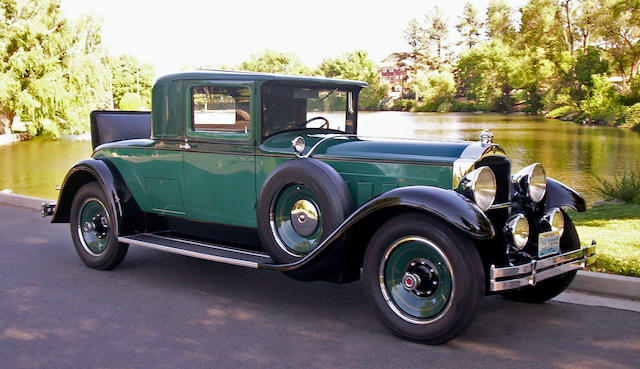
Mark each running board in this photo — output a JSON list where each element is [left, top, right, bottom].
[[118, 233, 273, 268]]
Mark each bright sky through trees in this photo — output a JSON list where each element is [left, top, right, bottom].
[[60, 0, 527, 76]]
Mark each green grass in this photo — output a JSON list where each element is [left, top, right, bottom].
[[568, 203, 640, 277]]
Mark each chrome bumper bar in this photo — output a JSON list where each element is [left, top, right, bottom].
[[489, 241, 596, 292]]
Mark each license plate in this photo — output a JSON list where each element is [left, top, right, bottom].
[[538, 231, 560, 258]]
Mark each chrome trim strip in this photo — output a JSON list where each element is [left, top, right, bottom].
[[489, 242, 596, 292], [489, 202, 512, 209], [119, 236, 260, 268], [150, 233, 271, 259]]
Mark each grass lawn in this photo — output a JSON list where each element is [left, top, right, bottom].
[[567, 203, 640, 277]]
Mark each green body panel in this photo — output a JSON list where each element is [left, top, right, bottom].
[[258, 131, 466, 208], [93, 140, 187, 216]]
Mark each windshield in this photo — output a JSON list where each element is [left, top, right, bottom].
[[262, 84, 356, 138]]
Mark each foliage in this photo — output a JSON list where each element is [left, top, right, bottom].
[[623, 103, 640, 128], [413, 71, 456, 111], [390, 99, 416, 112], [546, 105, 578, 119], [319, 51, 389, 110], [485, 0, 515, 42], [238, 49, 313, 75], [108, 55, 154, 110], [0, 0, 112, 136], [0, 0, 154, 137], [456, 2, 482, 50], [456, 40, 524, 112], [580, 74, 626, 123], [568, 203, 640, 277], [119, 92, 143, 111], [594, 168, 640, 204]]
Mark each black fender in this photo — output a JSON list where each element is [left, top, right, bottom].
[[260, 185, 495, 271], [51, 159, 144, 236], [545, 178, 586, 212]]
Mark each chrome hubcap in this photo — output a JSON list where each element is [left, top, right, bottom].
[[290, 199, 319, 237]]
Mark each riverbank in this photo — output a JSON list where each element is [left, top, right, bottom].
[[0, 132, 32, 145], [568, 203, 640, 278]]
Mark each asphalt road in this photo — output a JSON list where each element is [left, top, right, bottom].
[[1, 205, 639, 369]]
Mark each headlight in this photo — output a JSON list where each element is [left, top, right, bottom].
[[457, 166, 496, 211], [545, 208, 565, 236], [513, 163, 547, 203], [505, 214, 529, 250]]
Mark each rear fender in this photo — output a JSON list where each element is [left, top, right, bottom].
[[51, 159, 144, 236]]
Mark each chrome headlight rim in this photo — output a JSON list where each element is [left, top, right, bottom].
[[505, 213, 530, 250], [458, 166, 497, 211], [513, 163, 547, 203], [544, 207, 565, 237]]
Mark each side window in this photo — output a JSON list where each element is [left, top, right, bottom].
[[191, 86, 251, 134]]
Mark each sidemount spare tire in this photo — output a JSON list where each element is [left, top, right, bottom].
[[257, 158, 352, 266]]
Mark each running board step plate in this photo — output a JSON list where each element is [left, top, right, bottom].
[[118, 233, 272, 268]]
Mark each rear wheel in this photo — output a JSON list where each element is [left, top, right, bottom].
[[70, 182, 128, 270], [363, 213, 484, 344]]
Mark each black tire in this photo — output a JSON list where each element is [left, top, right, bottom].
[[501, 214, 579, 303], [70, 182, 128, 270], [256, 159, 352, 265], [363, 213, 484, 344]]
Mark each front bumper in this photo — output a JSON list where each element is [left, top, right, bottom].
[[489, 241, 597, 292]]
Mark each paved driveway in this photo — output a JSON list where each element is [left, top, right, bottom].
[[1, 205, 638, 369]]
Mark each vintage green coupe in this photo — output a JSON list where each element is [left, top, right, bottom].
[[46, 71, 596, 344]]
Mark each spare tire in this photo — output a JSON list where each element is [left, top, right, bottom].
[[257, 158, 352, 265]]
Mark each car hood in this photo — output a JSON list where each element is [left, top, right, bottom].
[[260, 131, 489, 166]]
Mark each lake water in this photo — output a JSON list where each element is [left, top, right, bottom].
[[2, 112, 639, 203]]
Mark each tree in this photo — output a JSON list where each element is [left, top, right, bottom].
[[238, 49, 313, 75], [413, 71, 456, 111], [486, 0, 516, 42], [0, 0, 111, 136], [456, 2, 482, 49], [108, 54, 154, 110], [319, 50, 389, 110], [596, 0, 640, 90], [457, 40, 525, 112], [424, 6, 451, 69], [397, 18, 432, 79]]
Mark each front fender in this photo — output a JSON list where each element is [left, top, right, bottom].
[[261, 186, 495, 271], [546, 178, 586, 212], [51, 159, 144, 235]]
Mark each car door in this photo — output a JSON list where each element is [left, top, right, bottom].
[[182, 81, 257, 228]]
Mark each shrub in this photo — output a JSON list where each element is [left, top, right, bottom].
[[594, 168, 640, 204], [119, 92, 143, 111], [580, 74, 626, 124], [545, 105, 577, 119], [623, 103, 640, 129], [413, 71, 456, 108], [390, 99, 416, 112]]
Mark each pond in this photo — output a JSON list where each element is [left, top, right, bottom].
[[1, 112, 639, 203]]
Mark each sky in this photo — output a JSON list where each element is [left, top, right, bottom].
[[60, 0, 527, 77]]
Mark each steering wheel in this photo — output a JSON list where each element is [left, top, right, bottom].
[[305, 116, 329, 129]]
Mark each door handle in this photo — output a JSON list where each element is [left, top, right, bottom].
[[179, 142, 191, 150]]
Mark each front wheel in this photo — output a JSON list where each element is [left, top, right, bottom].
[[362, 213, 484, 344], [70, 182, 128, 270]]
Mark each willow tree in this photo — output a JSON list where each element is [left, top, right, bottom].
[[0, 0, 111, 136]]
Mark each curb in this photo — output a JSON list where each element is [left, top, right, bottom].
[[1, 192, 638, 301], [568, 270, 640, 301], [0, 192, 54, 211]]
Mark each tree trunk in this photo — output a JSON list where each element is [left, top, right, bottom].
[[502, 86, 514, 113], [0, 111, 14, 136]]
